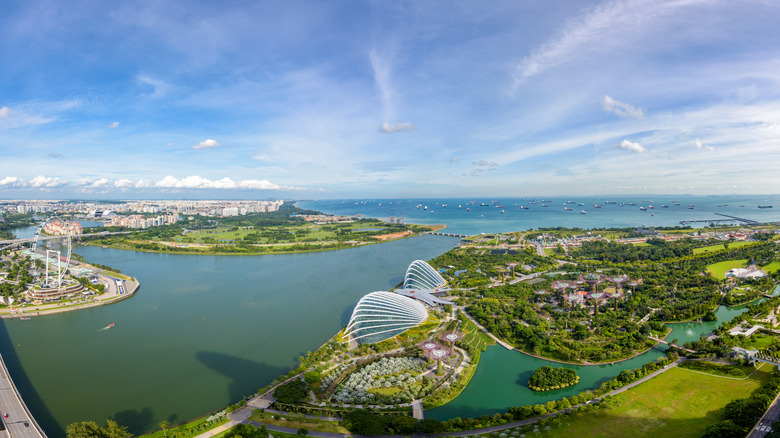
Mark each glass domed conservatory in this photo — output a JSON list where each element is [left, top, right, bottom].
[[342, 291, 428, 344], [402, 260, 447, 290]]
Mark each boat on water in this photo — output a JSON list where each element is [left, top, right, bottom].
[[648, 205, 655, 209], [109, 323, 115, 328], [466, 208, 471, 211], [501, 210, 505, 214], [688, 204, 695, 209], [19, 317, 30, 321], [639, 206, 648, 211], [758, 205, 773, 208], [628, 202, 637, 206], [674, 201, 681, 205], [580, 210, 587, 214], [604, 201, 616, 204], [541, 204, 549, 207], [519, 205, 529, 209], [593, 204, 602, 208], [564, 207, 573, 211], [661, 205, 668, 208]]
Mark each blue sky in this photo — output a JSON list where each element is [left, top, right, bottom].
[[1, 0, 779, 199]]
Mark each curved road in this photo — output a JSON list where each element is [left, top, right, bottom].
[[0, 353, 46, 438]]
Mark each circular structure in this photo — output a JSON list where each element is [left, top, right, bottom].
[[609, 275, 628, 284], [551, 281, 570, 290], [445, 334, 459, 342], [424, 342, 437, 349], [432, 349, 447, 358], [535, 289, 549, 295], [343, 291, 428, 344]]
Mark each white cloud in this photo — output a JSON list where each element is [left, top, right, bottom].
[[109, 121, 119, 129], [0, 176, 23, 187], [29, 175, 67, 187], [193, 139, 221, 150], [0, 106, 10, 119], [91, 178, 111, 188], [616, 139, 646, 153], [602, 95, 644, 119], [114, 178, 134, 188], [692, 138, 714, 151], [379, 122, 417, 134], [154, 175, 303, 190]]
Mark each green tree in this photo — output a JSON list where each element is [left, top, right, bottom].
[[158, 420, 169, 438], [66, 420, 132, 438], [296, 428, 309, 437]]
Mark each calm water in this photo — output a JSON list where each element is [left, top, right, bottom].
[[0, 235, 459, 436], [298, 195, 780, 235], [2, 196, 779, 435]]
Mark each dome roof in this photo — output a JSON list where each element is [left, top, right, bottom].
[[402, 260, 447, 290], [343, 291, 428, 344]]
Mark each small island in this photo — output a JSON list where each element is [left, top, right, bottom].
[[527, 366, 579, 391]]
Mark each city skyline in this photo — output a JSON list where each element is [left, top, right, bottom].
[[2, 1, 780, 199]]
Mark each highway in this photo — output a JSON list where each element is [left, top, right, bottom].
[[0, 352, 46, 438]]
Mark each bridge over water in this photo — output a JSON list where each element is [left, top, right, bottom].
[[648, 335, 697, 354], [0, 352, 46, 438]]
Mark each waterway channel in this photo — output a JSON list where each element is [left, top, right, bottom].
[[427, 286, 780, 420]]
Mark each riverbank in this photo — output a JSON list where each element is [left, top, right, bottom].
[[0, 277, 139, 319]]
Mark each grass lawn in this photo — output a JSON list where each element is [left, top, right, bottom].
[[694, 241, 754, 255], [249, 410, 349, 434], [706, 259, 748, 279], [762, 262, 780, 273], [369, 386, 402, 396], [545, 366, 773, 438]]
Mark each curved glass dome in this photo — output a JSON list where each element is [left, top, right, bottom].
[[343, 291, 428, 344], [402, 260, 447, 290]]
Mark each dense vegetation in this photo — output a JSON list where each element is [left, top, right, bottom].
[[528, 366, 579, 391], [0, 213, 36, 239], [573, 238, 695, 262], [273, 379, 311, 404], [66, 420, 132, 438]]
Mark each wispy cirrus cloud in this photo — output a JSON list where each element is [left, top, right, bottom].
[[379, 122, 417, 134], [602, 95, 644, 119]]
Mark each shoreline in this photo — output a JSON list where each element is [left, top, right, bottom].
[[80, 225, 450, 257], [0, 277, 140, 319]]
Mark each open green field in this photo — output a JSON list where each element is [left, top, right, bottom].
[[545, 365, 773, 438], [762, 261, 780, 273], [706, 259, 748, 279], [180, 222, 394, 244], [693, 241, 754, 255]]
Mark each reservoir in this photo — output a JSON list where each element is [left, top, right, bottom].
[[0, 234, 460, 436]]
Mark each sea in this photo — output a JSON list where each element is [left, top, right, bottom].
[[297, 195, 780, 235]]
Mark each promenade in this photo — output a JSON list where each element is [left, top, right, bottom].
[[0, 352, 46, 438]]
